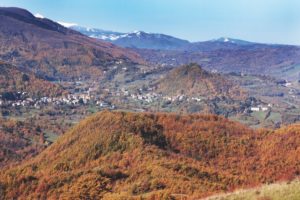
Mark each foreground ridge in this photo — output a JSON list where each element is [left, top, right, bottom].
[[0, 111, 300, 199]]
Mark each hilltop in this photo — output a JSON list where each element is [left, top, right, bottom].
[[155, 63, 246, 99], [0, 7, 144, 80], [1, 111, 300, 199]]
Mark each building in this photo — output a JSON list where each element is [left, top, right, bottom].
[[250, 105, 270, 112]]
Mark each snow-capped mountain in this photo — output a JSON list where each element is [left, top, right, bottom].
[[70, 25, 277, 52], [70, 26, 124, 40], [34, 13, 44, 18], [57, 21, 78, 28], [212, 37, 254, 45], [70, 26, 190, 50]]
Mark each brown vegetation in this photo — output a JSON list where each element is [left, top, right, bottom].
[[0, 7, 144, 80], [0, 111, 300, 199], [0, 61, 64, 98], [0, 118, 46, 168], [156, 63, 247, 100]]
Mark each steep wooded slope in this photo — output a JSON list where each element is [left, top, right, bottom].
[[0, 7, 143, 80], [0, 61, 64, 98]]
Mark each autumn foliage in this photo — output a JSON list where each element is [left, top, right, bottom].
[[0, 118, 45, 168], [156, 63, 247, 100], [0, 7, 144, 80], [0, 111, 300, 199], [0, 61, 65, 98]]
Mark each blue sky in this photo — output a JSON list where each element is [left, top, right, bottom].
[[1, 0, 300, 44]]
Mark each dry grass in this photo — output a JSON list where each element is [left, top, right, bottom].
[[205, 179, 300, 200]]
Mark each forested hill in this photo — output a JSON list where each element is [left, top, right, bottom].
[[1, 111, 300, 199]]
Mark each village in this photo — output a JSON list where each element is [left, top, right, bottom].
[[3, 75, 299, 118], [0, 89, 115, 111], [107, 86, 274, 114], [0, 82, 275, 115]]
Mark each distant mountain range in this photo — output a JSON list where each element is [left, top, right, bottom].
[[70, 25, 276, 51], [0, 7, 299, 82], [70, 26, 190, 50], [70, 25, 300, 80]]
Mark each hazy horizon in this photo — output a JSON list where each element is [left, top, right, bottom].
[[1, 0, 300, 45]]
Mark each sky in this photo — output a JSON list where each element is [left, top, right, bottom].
[[0, 0, 300, 45]]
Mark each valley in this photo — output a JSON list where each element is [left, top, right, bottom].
[[0, 5, 299, 200], [1, 60, 299, 169]]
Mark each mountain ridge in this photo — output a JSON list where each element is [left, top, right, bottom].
[[71, 25, 191, 50], [72, 24, 300, 80], [0, 7, 144, 81], [71, 25, 297, 50]]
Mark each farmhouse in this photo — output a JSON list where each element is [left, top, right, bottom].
[[250, 105, 269, 112]]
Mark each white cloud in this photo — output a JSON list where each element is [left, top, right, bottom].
[[57, 21, 78, 28], [34, 13, 44, 19]]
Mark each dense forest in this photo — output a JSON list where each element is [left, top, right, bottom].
[[0, 61, 65, 98], [1, 111, 300, 199], [0, 118, 46, 168], [155, 63, 247, 100]]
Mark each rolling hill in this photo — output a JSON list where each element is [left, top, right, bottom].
[[155, 63, 246, 99], [135, 43, 300, 80], [1, 111, 300, 199], [0, 7, 144, 80]]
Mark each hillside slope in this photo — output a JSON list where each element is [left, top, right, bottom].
[[1, 111, 300, 199], [0, 7, 143, 80], [0, 118, 46, 168], [0, 61, 64, 98]]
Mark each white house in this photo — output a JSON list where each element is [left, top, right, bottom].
[[251, 105, 269, 112]]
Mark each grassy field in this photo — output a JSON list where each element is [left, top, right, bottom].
[[205, 179, 300, 200], [279, 64, 300, 81], [44, 131, 59, 143], [251, 111, 267, 122]]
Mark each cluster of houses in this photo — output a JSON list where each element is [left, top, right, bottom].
[[113, 87, 204, 105], [0, 94, 89, 109], [95, 100, 115, 109], [113, 87, 277, 114], [250, 104, 272, 112], [162, 95, 202, 103], [0, 91, 115, 110], [130, 92, 161, 103], [34, 94, 92, 108]]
